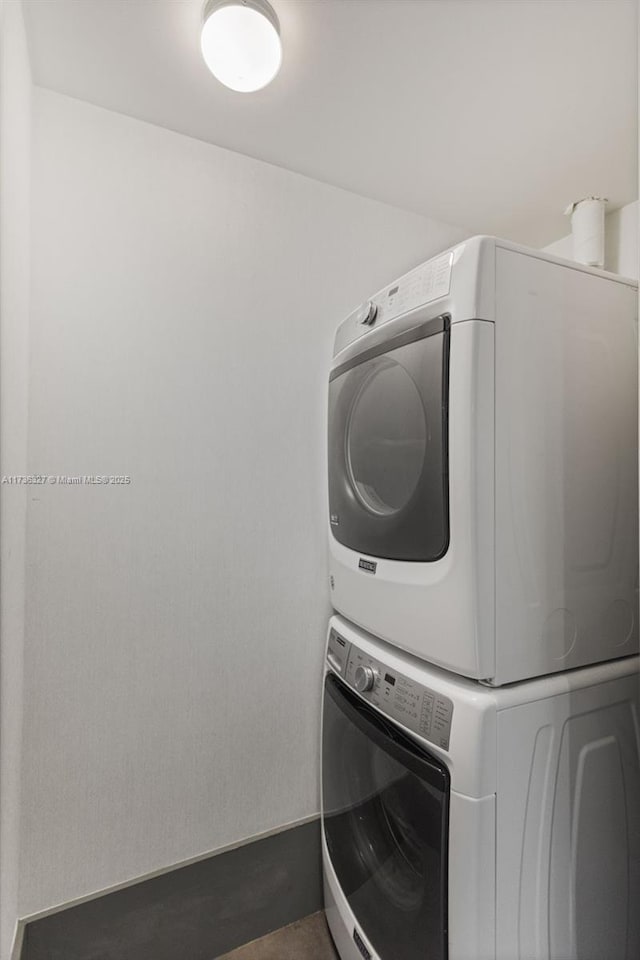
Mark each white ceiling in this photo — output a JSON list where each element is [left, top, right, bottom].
[[23, 0, 638, 247]]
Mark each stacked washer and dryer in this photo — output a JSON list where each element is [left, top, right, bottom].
[[321, 236, 640, 960]]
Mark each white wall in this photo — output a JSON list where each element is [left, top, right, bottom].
[[604, 202, 639, 279], [544, 200, 638, 278], [18, 87, 468, 919], [0, 1, 31, 957]]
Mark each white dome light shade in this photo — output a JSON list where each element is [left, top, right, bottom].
[[201, 0, 282, 93]]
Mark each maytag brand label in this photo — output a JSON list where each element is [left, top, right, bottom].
[[358, 558, 377, 574]]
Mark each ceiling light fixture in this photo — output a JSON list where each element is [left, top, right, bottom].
[[201, 0, 282, 93]]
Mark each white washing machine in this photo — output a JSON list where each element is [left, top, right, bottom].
[[322, 615, 640, 960], [327, 236, 638, 684]]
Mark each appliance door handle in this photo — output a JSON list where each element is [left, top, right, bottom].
[[329, 313, 450, 382]]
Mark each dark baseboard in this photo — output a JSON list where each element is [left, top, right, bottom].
[[21, 817, 322, 960]]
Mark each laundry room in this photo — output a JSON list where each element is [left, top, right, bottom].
[[0, 2, 638, 960]]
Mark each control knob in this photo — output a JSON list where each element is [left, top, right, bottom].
[[354, 665, 376, 693], [356, 300, 378, 326]]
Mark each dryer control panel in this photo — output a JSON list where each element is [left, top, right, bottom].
[[333, 250, 454, 357], [327, 628, 454, 751]]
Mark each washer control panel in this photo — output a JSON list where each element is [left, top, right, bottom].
[[327, 629, 454, 751]]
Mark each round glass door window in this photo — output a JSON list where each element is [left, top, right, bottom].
[[346, 359, 427, 517], [346, 746, 432, 913]]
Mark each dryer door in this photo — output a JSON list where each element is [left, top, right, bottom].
[[328, 315, 449, 561], [322, 673, 450, 960]]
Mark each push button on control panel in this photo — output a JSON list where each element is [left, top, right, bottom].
[[326, 628, 350, 676]]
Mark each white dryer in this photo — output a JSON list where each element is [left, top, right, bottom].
[[327, 236, 638, 684], [322, 614, 640, 960]]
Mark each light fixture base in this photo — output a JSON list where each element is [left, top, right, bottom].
[[202, 0, 280, 36]]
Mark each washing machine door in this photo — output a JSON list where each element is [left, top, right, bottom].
[[322, 673, 450, 960], [328, 315, 449, 561]]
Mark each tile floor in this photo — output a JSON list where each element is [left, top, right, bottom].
[[217, 912, 339, 960]]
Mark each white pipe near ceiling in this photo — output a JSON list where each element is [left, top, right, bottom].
[[565, 196, 608, 267]]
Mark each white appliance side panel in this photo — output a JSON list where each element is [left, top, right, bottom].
[[447, 792, 496, 960], [494, 248, 639, 684], [548, 700, 640, 960], [495, 672, 640, 960], [329, 319, 495, 680], [496, 700, 559, 960]]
